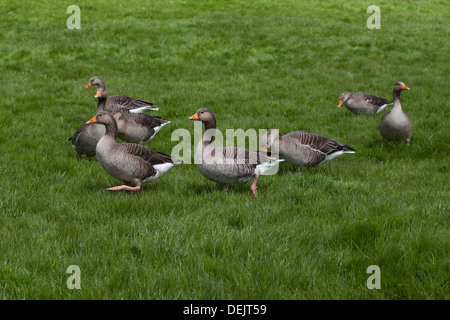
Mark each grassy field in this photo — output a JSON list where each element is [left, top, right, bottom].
[[0, 0, 448, 300]]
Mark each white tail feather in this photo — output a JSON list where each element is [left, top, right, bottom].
[[376, 103, 392, 114]]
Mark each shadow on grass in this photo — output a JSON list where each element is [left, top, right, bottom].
[[185, 181, 265, 198], [76, 155, 98, 162], [352, 137, 419, 167], [365, 138, 412, 154], [186, 182, 227, 196], [365, 138, 391, 149], [275, 162, 316, 176]]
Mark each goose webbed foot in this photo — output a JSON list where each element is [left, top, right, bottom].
[[106, 185, 141, 192], [250, 174, 259, 198]]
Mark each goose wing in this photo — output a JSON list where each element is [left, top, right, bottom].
[[109, 95, 156, 110], [124, 113, 169, 128], [284, 131, 355, 156], [359, 93, 391, 107], [117, 143, 179, 180], [122, 143, 179, 165]]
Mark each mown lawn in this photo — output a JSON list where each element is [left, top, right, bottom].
[[0, 0, 448, 299]]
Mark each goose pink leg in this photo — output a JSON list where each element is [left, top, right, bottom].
[[250, 174, 259, 198], [106, 185, 141, 192]]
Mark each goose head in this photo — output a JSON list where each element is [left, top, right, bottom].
[[393, 81, 410, 92], [86, 76, 104, 89], [338, 91, 352, 108], [189, 108, 217, 142], [86, 111, 115, 126], [259, 128, 280, 152], [94, 87, 108, 99], [189, 108, 215, 123]]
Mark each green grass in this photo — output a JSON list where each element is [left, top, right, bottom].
[[0, 0, 449, 299]]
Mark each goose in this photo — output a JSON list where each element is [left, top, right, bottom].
[[111, 106, 171, 143], [93, 88, 170, 143], [86, 111, 182, 191], [260, 129, 355, 167], [68, 91, 107, 157], [69, 122, 105, 158], [338, 91, 392, 115], [189, 108, 283, 198], [86, 76, 158, 113], [379, 81, 412, 145]]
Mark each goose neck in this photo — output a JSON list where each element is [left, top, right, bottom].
[[96, 97, 107, 113], [392, 89, 403, 112], [202, 118, 217, 144], [104, 120, 118, 140]]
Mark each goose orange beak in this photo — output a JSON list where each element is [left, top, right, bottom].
[[402, 84, 410, 90], [189, 113, 199, 120], [86, 82, 92, 89], [261, 148, 269, 152], [338, 100, 343, 108], [86, 116, 97, 124], [95, 90, 102, 98]]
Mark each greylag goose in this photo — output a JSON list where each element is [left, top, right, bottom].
[[93, 88, 170, 143], [86, 76, 158, 113], [338, 91, 392, 115], [68, 91, 107, 157], [112, 106, 171, 143], [189, 108, 283, 198], [260, 129, 355, 167], [379, 82, 412, 145], [86, 111, 182, 191]]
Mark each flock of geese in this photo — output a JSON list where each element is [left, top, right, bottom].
[[69, 77, 412, 197]]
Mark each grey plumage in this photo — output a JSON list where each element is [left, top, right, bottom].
[[69, 92, 107, 157], [70, 86, 168, 157], [86, 76, 158, 113], [189, 108, 283, 197], [195, 141, 279, 185], [112, 106, 170, 143], [87, 111, 181, 191], [379, 81, 412, 145], [260, 129, 355, 167], [69, 123, 105, 158], [338, 91, 392, 115]]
